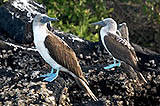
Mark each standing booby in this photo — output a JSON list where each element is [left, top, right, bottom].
[[32, 14, 98, 101], [117, 22, 147, 83], [91, 18, 120, 69], [90, 18, 142, 72]]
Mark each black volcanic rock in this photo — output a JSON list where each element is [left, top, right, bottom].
[[0, 0, 46, 43]]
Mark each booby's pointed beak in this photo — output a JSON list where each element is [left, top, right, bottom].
[[40, 16, 59, 24], [118, 22, 126, 27], [90, 20, 106, 27]]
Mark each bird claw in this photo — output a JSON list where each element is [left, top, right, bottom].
[[117, 62, 121, 67], [40, 73, 54, 77], [43, 73, 58, 82], [104, 61, 121, 70], [40, 68, 59, 82], [104, 64, 116, 69]]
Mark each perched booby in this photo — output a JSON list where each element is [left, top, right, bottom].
[[90, 18, 143, 72], [32, 14, 98, 101], [91, 18, 121, 69], [117, 22, 147, 83]]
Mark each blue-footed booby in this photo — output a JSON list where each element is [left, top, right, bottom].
[[117, 22, 147, 83], [91, 18, 141, 71], [33, 14, 98, 101]]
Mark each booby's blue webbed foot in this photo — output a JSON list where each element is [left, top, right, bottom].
[[40, 68, 59, 82], [104, 59, 121, 70], [40, 68, 54, 77], [117, 60, 121, 67], [104, 64, 116, 69]]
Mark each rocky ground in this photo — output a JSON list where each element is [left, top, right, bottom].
[[0, 29, 160, 106], [0, 1, 160, 106]]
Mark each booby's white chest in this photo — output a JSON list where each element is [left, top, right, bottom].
[[33, 26, 61, 69], [100, 27, 112, 56]]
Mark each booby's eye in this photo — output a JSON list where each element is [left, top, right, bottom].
[[40, 16, 48, 23], [41, 17, 44, 20]]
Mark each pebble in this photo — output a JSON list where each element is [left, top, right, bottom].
[[149, 60, 155, 64], [85, 55, 91, 59], [31, 71, 40, 79], [2, 50, 6, 53], [79, 54, 83, 59]]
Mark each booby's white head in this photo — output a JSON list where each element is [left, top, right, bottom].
[[33, 14, 59, 27], [91, 18, 117, 34], [32, 14, 59, 43]]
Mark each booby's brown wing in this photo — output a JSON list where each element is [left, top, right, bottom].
[[44, 31, 87, 82], [104, 32, 139, 69]]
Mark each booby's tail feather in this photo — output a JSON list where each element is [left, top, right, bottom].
[[77, 78, 98, 101], [136, 71, 147, 84], [60, 67, 98, 101], [121, 62, 147, 84], [135, 62, 147, 84]]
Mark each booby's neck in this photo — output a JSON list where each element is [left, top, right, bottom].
[[33, 23, 49, 42], [100, 23, 117, 55]]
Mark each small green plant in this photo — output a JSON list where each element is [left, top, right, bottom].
[[36, 0, 114, 42]]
